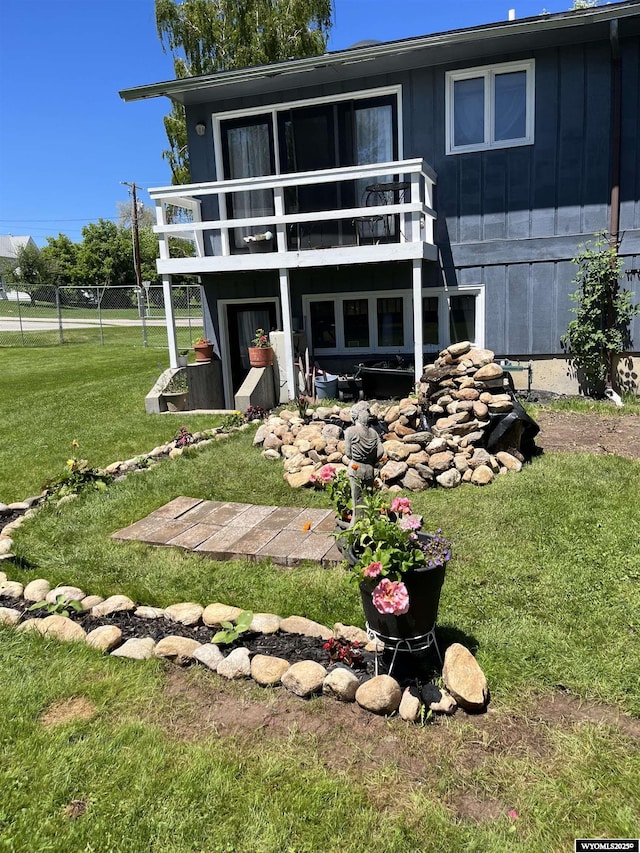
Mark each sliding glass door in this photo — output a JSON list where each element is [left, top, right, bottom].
[[221, 114, 275, 250], [220, 93, 398, 251]]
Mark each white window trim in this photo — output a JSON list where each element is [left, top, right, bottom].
[[212, 84, 403, 183], [445, 59, 535, 155], [302, 285, 484, 357]]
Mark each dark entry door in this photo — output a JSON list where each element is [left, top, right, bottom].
[[226, 302, 278, 391]]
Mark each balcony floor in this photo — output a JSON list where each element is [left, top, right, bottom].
[[157, 240, 438, 276]]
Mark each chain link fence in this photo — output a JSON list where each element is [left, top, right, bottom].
[[0, 284, 204, 350]]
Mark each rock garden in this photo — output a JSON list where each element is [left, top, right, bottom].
[[254, 341, 539, 491]]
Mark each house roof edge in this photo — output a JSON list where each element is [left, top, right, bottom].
[[119, 0, 640, 103]]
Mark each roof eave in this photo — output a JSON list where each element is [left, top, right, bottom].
[[119, 1, 640, 104]]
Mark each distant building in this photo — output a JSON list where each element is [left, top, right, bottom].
[[0, 235, 38, 297]]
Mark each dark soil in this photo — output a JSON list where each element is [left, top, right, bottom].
[[1, 593, 386, 675]]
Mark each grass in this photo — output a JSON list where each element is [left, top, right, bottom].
[[1, 345, 639, 851], [0, 341, 219, 503]]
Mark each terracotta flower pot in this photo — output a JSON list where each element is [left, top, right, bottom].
[[248, 346, 274, 368], [194, 341, 214, 362]]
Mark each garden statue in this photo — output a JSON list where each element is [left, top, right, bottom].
[[344, 401, 384, 525]]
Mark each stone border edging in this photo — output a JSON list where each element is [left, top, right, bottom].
[[0, 421, 254, 547], [0, 572, 474, 721]]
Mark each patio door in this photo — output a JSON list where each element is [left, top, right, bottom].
[[220, 114, 276, 251], [226, 302, 278, 391]]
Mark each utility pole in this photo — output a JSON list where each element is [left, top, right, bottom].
[[121, 181, 143, 291]]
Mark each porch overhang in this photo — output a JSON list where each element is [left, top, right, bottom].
[[156, 240, 438, 277]]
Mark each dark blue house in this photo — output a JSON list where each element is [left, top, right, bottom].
[[121, 1, 640, 406]]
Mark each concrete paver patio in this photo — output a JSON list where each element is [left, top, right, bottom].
[[112, 498, 343, 566]]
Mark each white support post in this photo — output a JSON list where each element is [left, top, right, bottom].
[[278, 268, 297, 401], [273, 186, 287, 253], [409, 172, 422, 244], [412, 259, 424, 388], [162, 274, 179, 368]]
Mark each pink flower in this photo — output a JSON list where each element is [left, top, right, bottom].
[[508, 810, 519, 820], [399, 514, 422, 531], [319, 464, 336, 483], [363, 561, 383, 578], [390, 496, 412, 515], [372, 579, 410, 615]]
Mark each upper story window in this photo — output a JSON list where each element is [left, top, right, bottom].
[[445, 60, 535, 155]]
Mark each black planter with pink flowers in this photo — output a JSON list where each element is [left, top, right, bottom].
[[359, 561, 446, 642]]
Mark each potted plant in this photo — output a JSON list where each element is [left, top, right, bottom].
[[248, 328, 274, 367], [194, 337, 214, 362], [320, 470, 451, 642], [163, 372, 189, 412], [177, 350, 189, 367]]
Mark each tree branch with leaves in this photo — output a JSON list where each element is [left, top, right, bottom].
[[154, 0, 333, 184]]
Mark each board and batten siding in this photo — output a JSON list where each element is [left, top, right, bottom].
[[190, 30, 640, 357]]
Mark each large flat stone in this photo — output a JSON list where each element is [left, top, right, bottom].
[[176, 500, 224, 523], [203, 502, 253, 526], [166, 523, 223, 549], [194, 525, 254, 560], [147, 497, 203, 519], [255, 529, 311, 564], [111, 516, 167, 541], [259, 506, 305, 529], [226, 526, 279, 558], [136, 520, 198, 545], [287, 532, 335, 566], [284, 508, 334, 531]]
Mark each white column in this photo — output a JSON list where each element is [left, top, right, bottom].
[[162, 274, 179, 369], [278, 268, 297, 401], [412, 259, 423, 388]]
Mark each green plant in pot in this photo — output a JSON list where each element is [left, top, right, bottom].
[[248, 328, 274, 367], [325, 474, 451, 641], [163, 371, 189, 412]]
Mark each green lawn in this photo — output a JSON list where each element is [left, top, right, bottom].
[[1, 345, 639, 852], [0, 342, 218, 503]]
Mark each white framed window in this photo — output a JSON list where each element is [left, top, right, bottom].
[[303, 286, 484, 355], [445, 60, 535, 154]]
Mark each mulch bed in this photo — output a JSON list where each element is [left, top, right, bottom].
[[1, 593, 447, 688], [0, 593, 377, 674]]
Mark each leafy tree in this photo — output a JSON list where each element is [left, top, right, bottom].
[[76, 219, 135, 306], [155, 0, 333, 183], [40, 233, 79, 287], [561, 233, 640, 395]]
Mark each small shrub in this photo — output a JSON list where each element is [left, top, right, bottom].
[[43, 440, 112, 501]]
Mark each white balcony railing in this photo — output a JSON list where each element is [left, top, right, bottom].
[[149, 158, 437, 275]]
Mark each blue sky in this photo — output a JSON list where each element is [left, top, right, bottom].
[[0, 0, 571, 246]]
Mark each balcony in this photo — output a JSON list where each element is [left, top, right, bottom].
[[150, 158, 437, 277]]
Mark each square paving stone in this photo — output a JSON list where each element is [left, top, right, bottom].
[[287, 532, 335, 566], [178, 500, 224, 523], [204, 502, 253, 526], [260, 506, 305, 529], [194, 523, 256, 560], [255, 529, 311, 564], [227, 505, 278, 527], [314, 512, 340, 533], [148, 497, 203, 520], [284, 508, 334, 531], [111, 516, 168, 541], [226, 526, 279, 559], [321, 544, 345, 566], [166, 523, 223, 549], [137, 520, 197, 545]]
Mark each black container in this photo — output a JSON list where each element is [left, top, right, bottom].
[[359, 562, 446, 641]]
